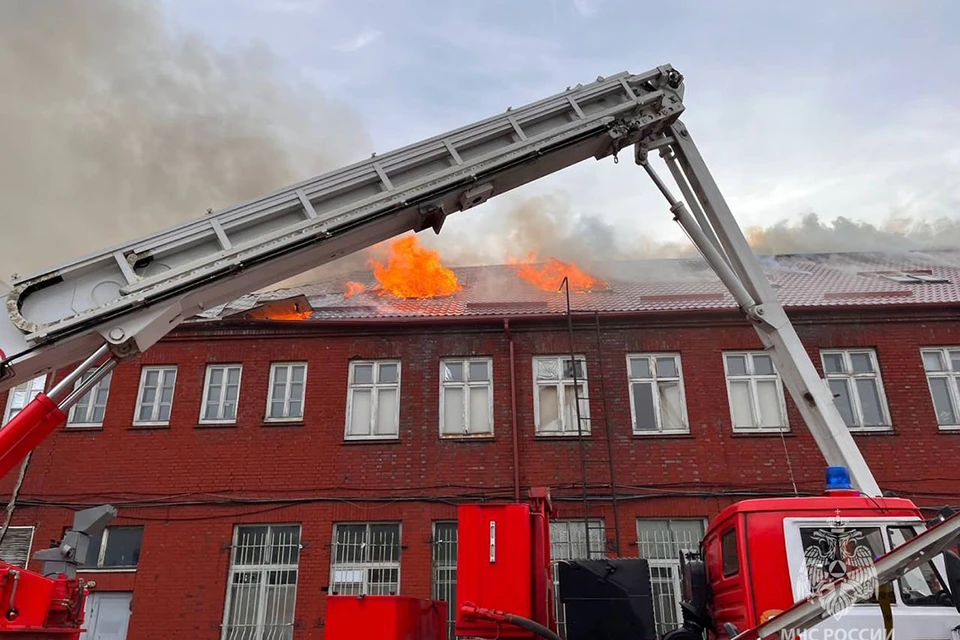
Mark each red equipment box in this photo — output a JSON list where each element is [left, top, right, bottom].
[[325, 595, 447, 640], [456, 503, 534, 638]]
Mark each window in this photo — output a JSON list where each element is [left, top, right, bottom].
[[724, 352, 787, 431], [134, 366, 177, 425], [80, 526, 143, 570], [921, 348, 960, 429], [440, 358, 493, 437], [888, 526, 954, 607], [637, 518, 706, 637], [533, 356, 589, 436], [0, 526, 34, 568], [222, 524, 300, 640], [821, 350, 891, 430], [201, 364, 242, 423], [721, 529, 739, 577], [345, 361, 400, 440], [551, 519, 605, 639], [627, 354, 688, 434], [432, 522, 458, 640], [67, 372, 112, 427], [330, 523, 401, 595], [266, 363, 307, 422], [3, 376, 46, 425]]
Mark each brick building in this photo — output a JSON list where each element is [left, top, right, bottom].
[[1, 250, 960, 639]]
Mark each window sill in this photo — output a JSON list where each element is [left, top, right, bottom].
[[535, 433, 592, 440], [194, 423, 238, 430], [262, 420, 304, 428], [731, 429, 793, 438], [937, 426, 960, 433], [439, 434, 495, 442], [128, 424, 170, 431], [342, 437, 401, 445], [77, 568, 138, 574], [63, 425, 104, 432], [631, 431, 694, 439], [849, 427, 895, 435]]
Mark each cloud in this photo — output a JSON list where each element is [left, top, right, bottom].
[[572, 0, 603, 17], [333, 28, 382, 53], [0, 0, 371, 280]]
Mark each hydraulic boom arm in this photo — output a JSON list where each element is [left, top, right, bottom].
[[0, 64, 880, 495]]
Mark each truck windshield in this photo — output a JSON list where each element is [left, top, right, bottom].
[[799, 526, 884, 603], [888, 526, 955, 607]]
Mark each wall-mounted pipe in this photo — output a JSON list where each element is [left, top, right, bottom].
[[503, 319, 521, 502]]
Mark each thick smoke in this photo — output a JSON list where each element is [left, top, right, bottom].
[[0, 0, 370, 280]]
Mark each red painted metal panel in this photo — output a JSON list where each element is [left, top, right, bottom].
[[455, 504, 534, 638], [325, 596, 446, 640]]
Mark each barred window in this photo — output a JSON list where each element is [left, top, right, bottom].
[[222, 524, 301, 640], [432, 522, 457, 640], [330, 523, 401, 595], [637, 518, 706, 637]]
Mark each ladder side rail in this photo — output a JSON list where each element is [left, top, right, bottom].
[[663, 123, 882, 497]]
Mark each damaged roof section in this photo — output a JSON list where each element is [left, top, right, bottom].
[[193, 249, 960, 323]]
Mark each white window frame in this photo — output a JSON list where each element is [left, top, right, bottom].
[[920, 347, 960, 431], [345, 360, 401, 441], [0, 526, 35, 568], [722, 351, 789, 432], [78, 526, 144, 572], [133, 366, 177, 426], [200, 364, 243, 424], [820, 349, 892, 431], [67, 371, 113, 428], [220, 524, 301, 640], [532, 355, 590, 436], [439, 357, 494, 437], [329, 522, 402, 596], [265, 362, 308, 422], [626, 353, 689, 435], [2, 376, 47, 425]]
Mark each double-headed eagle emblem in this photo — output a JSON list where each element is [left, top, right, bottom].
[[799, 527, 879, 620]]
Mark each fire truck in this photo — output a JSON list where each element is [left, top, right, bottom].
[[0, 63, 959, 639]]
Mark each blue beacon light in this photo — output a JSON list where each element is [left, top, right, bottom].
[[825, 466, 853, 491]]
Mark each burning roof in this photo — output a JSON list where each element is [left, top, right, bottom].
[[194, 249, 960, 323]]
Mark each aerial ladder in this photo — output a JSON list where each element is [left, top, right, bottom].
[[0, 64, 957, 638]]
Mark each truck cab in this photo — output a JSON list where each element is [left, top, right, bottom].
[[675, 469, 960, 640]]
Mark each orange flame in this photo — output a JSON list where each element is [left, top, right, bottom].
[[344, 281, 366, 298], [369, 236, 461, 299], [508, 252, 604, 293]]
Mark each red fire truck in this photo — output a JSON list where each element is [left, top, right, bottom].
[[1, 63, 959, 639]]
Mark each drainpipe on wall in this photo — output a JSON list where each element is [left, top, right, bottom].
[[503, 319, 521, 502]]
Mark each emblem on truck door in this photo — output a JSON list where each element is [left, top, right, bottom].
[[799, 527, 880, 620]]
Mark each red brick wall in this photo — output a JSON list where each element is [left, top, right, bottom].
[[1, 308, 958, 638]]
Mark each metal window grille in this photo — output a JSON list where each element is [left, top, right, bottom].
[[432, 522, 458, 640], [134, 367, 177, 424], [921, 347, 960, 428], [345, 361, 401, 440], [266, 363, 307, 421], [329, 523, 400, 595], [627, 354, 688, 434], [821, 349, 891, 430], [551, 519, 605, 639], [533, 356, 589, 435], [222, 524, 301, 640], [0, 526, 34, 568], [202, 364, 243, 423], [723, 352, 788, 431], [3, 376, 46, 425], [440, 358, 493, 436], [68, 371, 113, 426], [636, 519, 706, 638]]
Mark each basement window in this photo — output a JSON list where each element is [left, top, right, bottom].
[[330, 523, 401, 595], [345, 361, 400, 440]]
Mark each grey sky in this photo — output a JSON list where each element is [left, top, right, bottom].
[[2, 1, 958, 278], [158, 0, 960, 251]]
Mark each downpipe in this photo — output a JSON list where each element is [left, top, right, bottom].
[[504, 319, 521, 502]]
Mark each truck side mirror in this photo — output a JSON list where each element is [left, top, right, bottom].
[[944, 549, 960, 614]]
